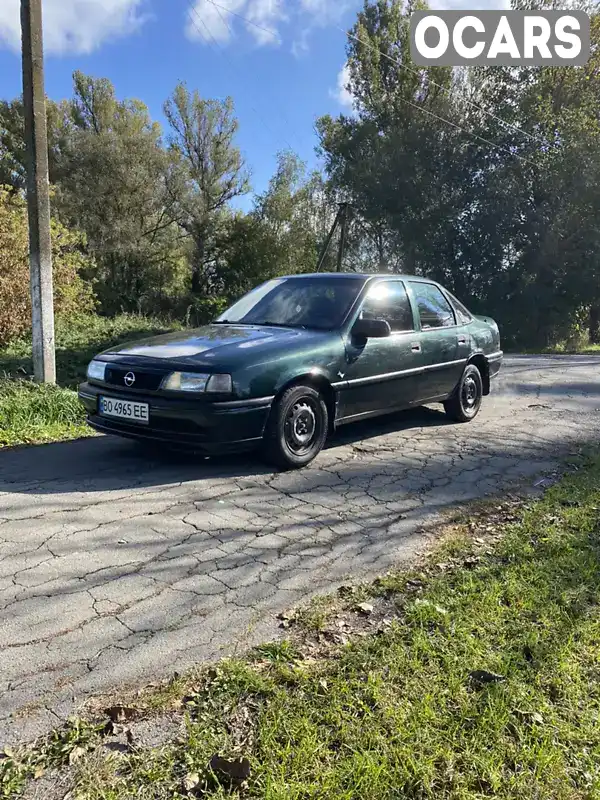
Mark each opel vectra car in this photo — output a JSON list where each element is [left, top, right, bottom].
[[79, 273, 503, 469]]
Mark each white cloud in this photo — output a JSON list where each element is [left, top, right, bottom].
[[0, 0, 146, 55], [187, 0, 347, 52], [186, 0, 283, 47], [331, 63, 353, 110], [186, 0, 246, 45], [299, 0, 350, 26], [291, 28, 310, 58], [246, 0, 286, 45]]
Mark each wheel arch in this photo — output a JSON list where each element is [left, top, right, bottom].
[[272, 372, 337, 433], [467, 353, 490, 395]]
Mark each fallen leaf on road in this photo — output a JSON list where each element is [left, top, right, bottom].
[[184, 772, 200, 792], [105, 706, 136, 723], [415, 599, 448, 615], [356, 602, 374, 615], [278, 610, 296, 621], [68, 746, 86, 765]]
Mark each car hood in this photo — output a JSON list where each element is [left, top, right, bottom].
[[100, 324, 332, 367]]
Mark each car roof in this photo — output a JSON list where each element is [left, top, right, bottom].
[[278, 272, 440, 284]]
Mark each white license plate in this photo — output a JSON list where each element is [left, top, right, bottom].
[[99, 396, 149, 424]]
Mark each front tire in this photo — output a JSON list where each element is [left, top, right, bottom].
[[263, 385, 329, 470], [444, 364, 483, 422]]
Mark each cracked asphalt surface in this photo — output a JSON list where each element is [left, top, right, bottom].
[[2, 354, 600, 745]]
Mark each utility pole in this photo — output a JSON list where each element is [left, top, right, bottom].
[[336, 202, 350, 273], [21, 0, 55, 383], [316, 202, 351, 273]]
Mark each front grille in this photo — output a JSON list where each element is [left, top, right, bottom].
[[104, 365, 167, 391]]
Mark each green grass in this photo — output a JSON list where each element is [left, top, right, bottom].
[[514, 341, 600, 355], [0, 312, 181, 388], [0, 379, 89, 447], [4, 456, 600, 799], [0, 312, 180, 447]]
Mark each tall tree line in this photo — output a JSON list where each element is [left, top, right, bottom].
[[0, 72, 332, 327], [318, 0, 600, 348], [1, 0, 600, 349]]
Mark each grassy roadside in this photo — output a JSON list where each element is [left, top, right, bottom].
[[513, 343, 600, 356], [0, 313, 179, 447], [3, 453, 600, 799], [0, 379, 88, 447]]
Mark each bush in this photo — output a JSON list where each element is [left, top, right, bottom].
[[0, 379, 88, 446], [0, 186, 95, 346], [185, 295, 228, 327], [0, 311, 181, 387]]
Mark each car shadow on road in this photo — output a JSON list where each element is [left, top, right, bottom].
[[0, 406, 453, 493]]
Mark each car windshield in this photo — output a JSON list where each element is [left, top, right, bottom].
[[215, 276, 365, 331]]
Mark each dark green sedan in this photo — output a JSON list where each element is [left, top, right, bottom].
[[78, 273, 503, 470]]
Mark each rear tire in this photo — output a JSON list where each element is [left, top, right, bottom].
[[263, 385, 328, 470], [444, 364, 483, 422]]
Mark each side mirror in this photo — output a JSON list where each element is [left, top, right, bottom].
[[352, 318, 391, 340]]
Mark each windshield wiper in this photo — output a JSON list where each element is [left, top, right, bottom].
[[213, 320, 311, 330], [259, 321, 309, 330]]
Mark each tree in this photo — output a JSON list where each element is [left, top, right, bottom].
[[318, 0, 600, 348], [0, 186, 94, 345], [214, 152, 338, 300], [55, 72, 186, 314], [164, 83, 250, 295]]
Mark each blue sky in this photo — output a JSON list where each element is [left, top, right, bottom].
[[0, 0, 365, 204], [0, 0, 508, 204]]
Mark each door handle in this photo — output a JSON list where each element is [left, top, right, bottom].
[[411, 342, 421, 353], [458, 336, 468, 345]]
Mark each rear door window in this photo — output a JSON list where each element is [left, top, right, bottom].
[[409, 282, 456, 330]]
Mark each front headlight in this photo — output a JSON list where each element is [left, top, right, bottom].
[[87, 360, 107, 381], [161, 372, 232, 393]]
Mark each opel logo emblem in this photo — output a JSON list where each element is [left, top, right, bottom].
[[124, 372, 136, 387]]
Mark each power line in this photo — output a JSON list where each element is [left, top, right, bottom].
[[198, 0, 538, 166], [200, 1, 308, 156], [186, 5, 297, 155], [200, 0, 279, 41], [343, 29, 551, 150], [401, 95, 536, 166]]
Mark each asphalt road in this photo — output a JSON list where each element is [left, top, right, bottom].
[[2, 355, 600, 745]]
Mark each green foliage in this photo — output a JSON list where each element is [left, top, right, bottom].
[[1, 311, 180, 388], [0, 186, 95, 346], [185, 296, 228, 327], [318, 2, 600, 348], [0, 312, 181, 446], [164, 82, 251, 295], [54, 73, 188, 315], [0, 379, 88, 447]]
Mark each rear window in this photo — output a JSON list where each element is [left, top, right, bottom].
[[446, 291, 473, 324]]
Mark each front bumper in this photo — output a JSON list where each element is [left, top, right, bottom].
[[78, 382, 273, 454]]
